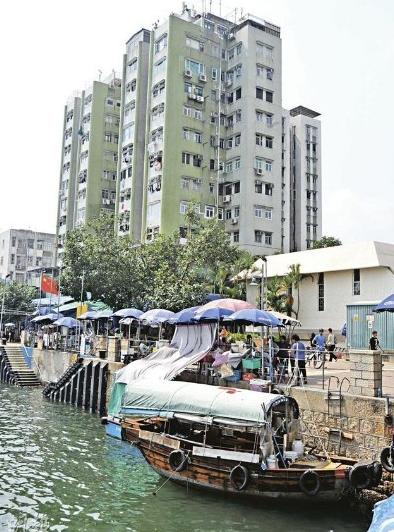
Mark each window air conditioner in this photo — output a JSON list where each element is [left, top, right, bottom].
[[228, 32, 235, 40], [188, 93, 197, 100], [223, 195, 231, 203], [195, 95, 204, 102], [225, 79, 233, 88], [199, 74, 207, 82], [231, 218, 239, 225], [184, 70, 193, 78], [255, 168, 264, 176]]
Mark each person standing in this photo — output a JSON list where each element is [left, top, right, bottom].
[[290, 334, 307, 385], [313, 329, 326, 352], [369, 331, 381, 351], [326, 328, 337, 361]]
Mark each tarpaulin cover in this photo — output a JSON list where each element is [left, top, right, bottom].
[[108, 382, 127, 416], [115, 323, 216, 384], [121, 379, 293, 424], [368, 494, 394, 532]]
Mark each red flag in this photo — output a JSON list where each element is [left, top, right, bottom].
[[41, 274, 59, 295]]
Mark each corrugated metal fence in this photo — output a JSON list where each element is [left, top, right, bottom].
[[347, 303, 394, 350]]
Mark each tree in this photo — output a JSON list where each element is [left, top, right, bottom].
[[60, 215, 248, 312], [283, 263, 302, 319], [312, 236, 342, 249], [0, 282, 36, 324], [265, 276, 288, 313]]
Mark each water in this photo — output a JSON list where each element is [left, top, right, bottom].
[[0, 384, 368, 532]]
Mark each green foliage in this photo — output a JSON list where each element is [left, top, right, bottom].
[[266, 276, 288, 313], [61, 215, 252, 312], [312, 236, 342, 249], [0, 281, 36, 322], [283, 263, 303, 318]]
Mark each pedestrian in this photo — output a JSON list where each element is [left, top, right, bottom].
[[313, 329, 326, 352], [219, 325, 229, 344], [290, 334, 307, 385], [369, 330, 381, 351], [277, 335, 290, 380], [309, 332, 316, 347], [326, 327, 337, 361]]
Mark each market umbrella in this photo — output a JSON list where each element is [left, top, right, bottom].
[[112, 308, 143, 319], [95, 309, 114, 319], [79, 311, 98, 320], [53, 317, 80, 328], [4, 323, 15, 327], [167, 306, 200, 325], [268, 310, 301, 326], [225, 309, 283, 327], [139, 309, 175, 325], [193, 307, 234, 321], [373, 294, 394, 312], [199, 298, 255, 313], [32, 313, 63, 323]]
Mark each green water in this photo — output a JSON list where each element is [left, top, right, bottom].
[[0, 384, 368, 532]]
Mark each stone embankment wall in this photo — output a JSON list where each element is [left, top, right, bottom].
[[32, 349, 77, 383], [289, 387, 392, 459]]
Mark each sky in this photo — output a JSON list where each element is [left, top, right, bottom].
[[1, 0, 393, 243]]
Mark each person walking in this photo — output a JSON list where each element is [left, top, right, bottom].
[[326, 328, 337, 361], [290, 334, 307, 385], [369, 330, 381, 351], [313, 329, 326, 352]]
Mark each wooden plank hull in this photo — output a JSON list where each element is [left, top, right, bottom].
[[123, 423, 350, 501]]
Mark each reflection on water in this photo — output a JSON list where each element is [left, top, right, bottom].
[[0, 384, 367, 531]]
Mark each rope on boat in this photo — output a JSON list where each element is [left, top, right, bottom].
[[152, 452, 190, 496]]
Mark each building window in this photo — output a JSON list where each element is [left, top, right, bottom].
[[205, 205, 215, 219], [182, 152, 202, 167], [211, 67, 218, 80], [353, 269, 360, 295], [233, 231, 239, 243], [209, 183, 215, 194], [318, 272, 324, 311], [254, 206, 272, 220], [152, 80, 165, 97], [186, 37, 204, 51], [183, 106, 202, 120], [256, 87, 273, 103], [183, 128, 202, 143], [155, 34, 167, 53], [185, 58, 205, 75]]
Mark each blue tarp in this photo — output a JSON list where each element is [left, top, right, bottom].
[[374, 294, 394, 312], [368, 495, 394, 531]]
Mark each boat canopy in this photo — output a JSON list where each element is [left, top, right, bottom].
[[121, 380, 298, 425]]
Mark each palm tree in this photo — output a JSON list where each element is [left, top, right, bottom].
[[284, 263, 302, 319], [265, 276, 288, 312]]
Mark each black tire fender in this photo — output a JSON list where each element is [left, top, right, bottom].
[[299, 469, 320, 496], [381, 447, 394, 473], [349, 464, 372, 489], [369, 461, 383, 486], [168, 450, 188, 472], [229, 464, 249, 491]]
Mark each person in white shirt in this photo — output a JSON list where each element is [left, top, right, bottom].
[[326, 327, 337, 361]]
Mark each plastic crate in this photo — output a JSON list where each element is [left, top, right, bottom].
[[242, 358, 262, 370]]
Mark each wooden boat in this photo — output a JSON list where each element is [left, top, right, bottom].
[[119, 380, 382, 500]]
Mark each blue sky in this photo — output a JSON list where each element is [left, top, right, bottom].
[[1, 0, 393, 243]]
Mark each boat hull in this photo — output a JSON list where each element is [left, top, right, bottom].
[[123, 422, 350, 501]]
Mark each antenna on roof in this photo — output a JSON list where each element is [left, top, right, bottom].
[[98, 69, 102, 81]]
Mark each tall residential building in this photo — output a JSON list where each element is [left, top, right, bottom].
[[0, 229, 56, 284], [56, 75, 121, 263], [115, 7, 322, 254], [288, 106, 322, 251]]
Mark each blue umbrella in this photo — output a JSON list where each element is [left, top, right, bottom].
[[373, 294, 394, 312], [53, 317, 80, 328], [32, 313, 63, 323], [225, 308, 283, 327], [79, 311, 98, 320], [95, 309, 113, 319], [167, 306, 200, 325], [204, 293, 224, 302], [112, 308, 143, 319], [139, 309, 175, 325], [193, 307, 234, 322]]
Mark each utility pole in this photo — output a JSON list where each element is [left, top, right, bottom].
[[0, 274, 11, 339]]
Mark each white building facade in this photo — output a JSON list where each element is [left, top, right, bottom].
[[0, 229, 56, 284], [245, 241, 394, 333]]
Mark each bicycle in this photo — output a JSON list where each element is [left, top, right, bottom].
[[306, 347, 325, 369]]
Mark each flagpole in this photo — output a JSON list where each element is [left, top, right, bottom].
[[57, 267, 62, 319], [38, 269, 43, 314]]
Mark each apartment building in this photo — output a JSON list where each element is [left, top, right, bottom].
[[0, 229, 56, 284], [288, 106, 322, 251], [56, 75, 121, 263], [115, 6, 322, 254]]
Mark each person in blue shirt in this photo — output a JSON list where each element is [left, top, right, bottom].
[[313, 329, 326, 352], [290, 334, 307, 384]]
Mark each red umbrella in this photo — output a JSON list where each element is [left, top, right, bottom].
[[199, 298, 255, 312]]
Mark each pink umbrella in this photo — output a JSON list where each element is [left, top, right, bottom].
[[199, 298, 255, 312]]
